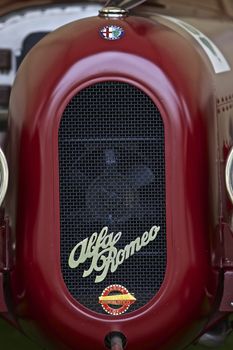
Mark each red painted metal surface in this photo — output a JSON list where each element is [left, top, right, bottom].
[[0, 275, 7, 313], [4, 6, 233, 350]]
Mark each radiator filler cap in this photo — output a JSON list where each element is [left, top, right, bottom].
[[99, 7, 129, 18]]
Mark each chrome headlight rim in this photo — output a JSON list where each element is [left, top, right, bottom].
[[226, 147, 233, 204], [0, 148, 8, 206]]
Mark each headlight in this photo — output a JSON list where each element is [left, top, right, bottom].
[[226, 147, 233, 204], [0, 148, 8, 206]]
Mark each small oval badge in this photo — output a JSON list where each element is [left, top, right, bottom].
[[100, 25, 124, 41], [99, 284, 136, 315]]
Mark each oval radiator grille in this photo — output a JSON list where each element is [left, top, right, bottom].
[[59, 81, 167, 315]]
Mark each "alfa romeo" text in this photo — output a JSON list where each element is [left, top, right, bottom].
[[68, 225, 161, 283]]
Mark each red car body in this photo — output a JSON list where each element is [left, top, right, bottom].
[[0, 1, 233, 349]]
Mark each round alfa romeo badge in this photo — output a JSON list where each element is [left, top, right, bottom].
[[100, 25, 125, 41], [99, 284, 136, 315]]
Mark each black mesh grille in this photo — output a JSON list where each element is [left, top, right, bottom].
[[59, 81, 166, 315]]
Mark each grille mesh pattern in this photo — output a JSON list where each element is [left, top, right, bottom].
[[59, 82, 166, 314]]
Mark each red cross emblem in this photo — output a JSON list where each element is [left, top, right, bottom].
[[102, 26, 113, 39]]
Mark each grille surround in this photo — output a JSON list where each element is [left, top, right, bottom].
[[59, 81, 167, 315]]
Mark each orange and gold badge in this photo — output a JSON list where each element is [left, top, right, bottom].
[[99, 284, 136, 315]]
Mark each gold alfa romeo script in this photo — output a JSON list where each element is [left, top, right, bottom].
[[68, 225, 161, 283]]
